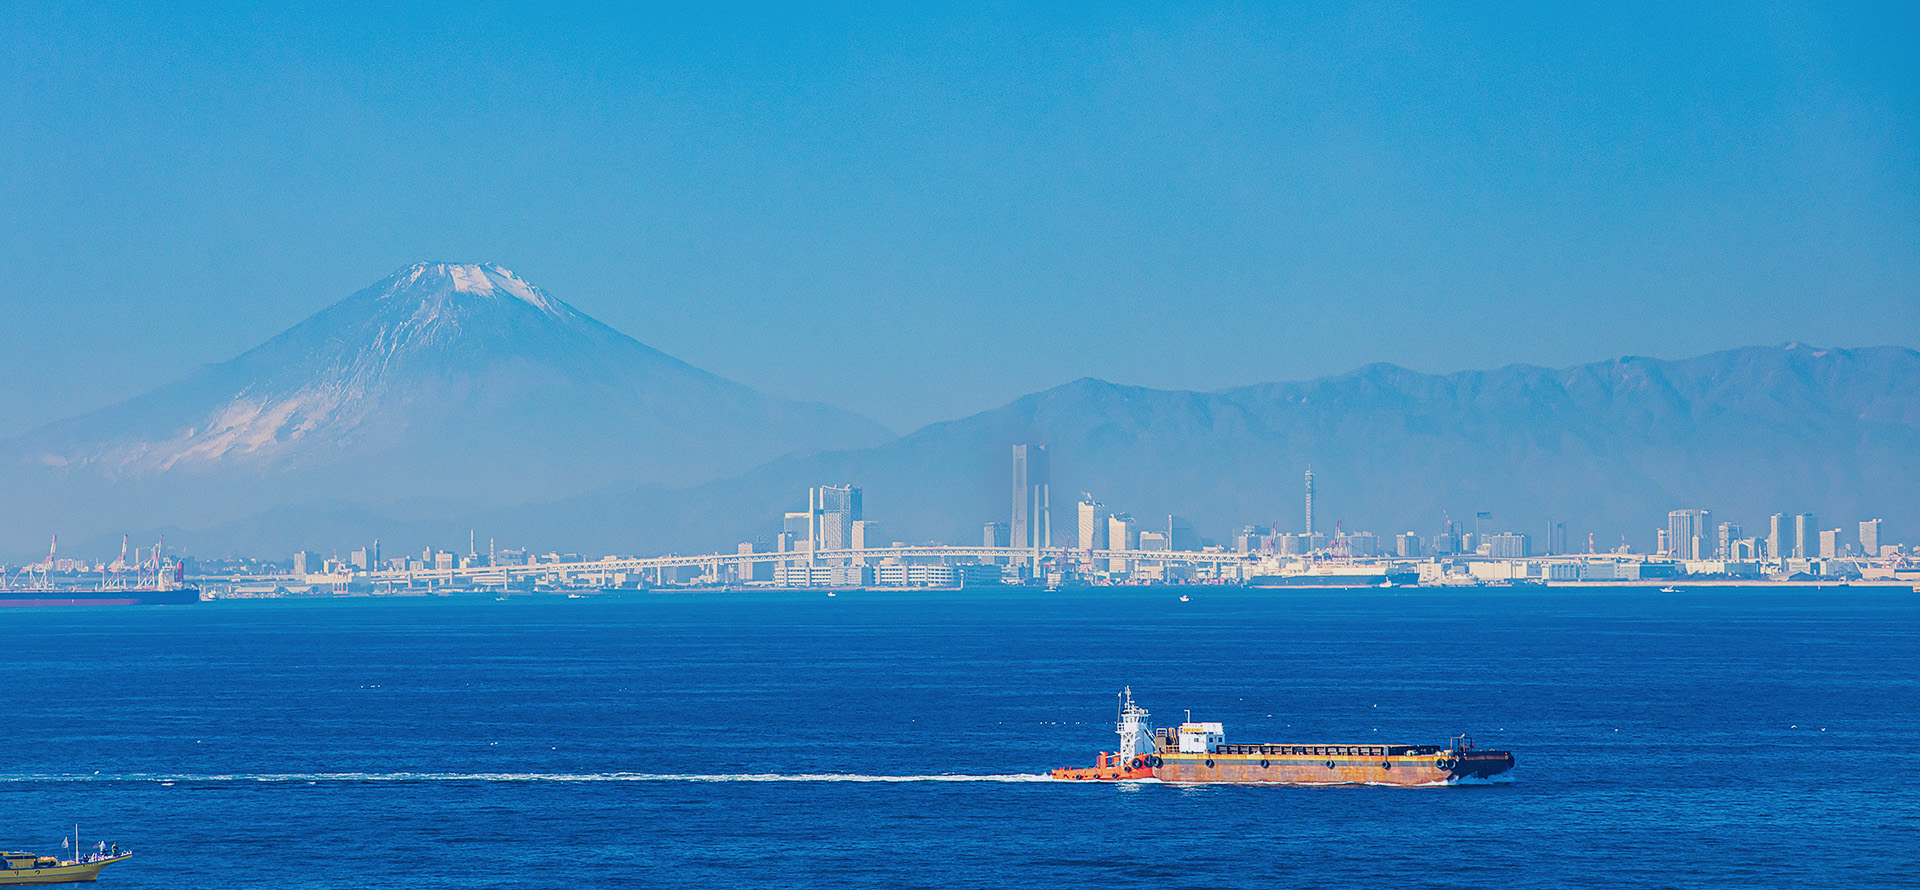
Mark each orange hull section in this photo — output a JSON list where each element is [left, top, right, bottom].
[[1049, 751, 1155, 781]]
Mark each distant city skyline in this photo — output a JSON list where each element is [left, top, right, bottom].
[[3, 4, 1917, 436]]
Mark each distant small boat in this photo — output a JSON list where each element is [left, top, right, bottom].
[[827, 592, 837, 597], [1659, 586, 1679, 593], [1178, 595, 1190, 602]]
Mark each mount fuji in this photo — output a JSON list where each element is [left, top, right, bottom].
[[1, 263, 892, 552]]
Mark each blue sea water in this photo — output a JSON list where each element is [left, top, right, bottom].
[[2, 586, 1916, 889]]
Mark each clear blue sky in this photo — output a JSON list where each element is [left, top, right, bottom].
[[2, 2, 1914, 435]]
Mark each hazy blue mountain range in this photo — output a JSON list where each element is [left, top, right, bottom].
[[0, 263, 893, 557], [3, 265, 1914, 564], [422, 342, 1915, 559], [54, 341, 1913, 564]]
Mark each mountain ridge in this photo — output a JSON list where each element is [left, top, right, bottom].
[[76, 342, 1918, 563], [0, 262, 895, 553]]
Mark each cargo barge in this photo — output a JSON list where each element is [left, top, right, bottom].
[[1053, 689, 1514, 786]]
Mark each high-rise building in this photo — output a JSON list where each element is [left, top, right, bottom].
[[1475, 512, 1494, 542], [983, 521, 1010, 563], [1168, 515, 1199, 552], [736, 542, 773, 582], [1396, 532, 1421, 558], [1819, 528, 1841, 559], [1488, 533, 1530, 558], [1106, 514, 1138, 573], [850, 520, 883, 551], [293, 550, 319, 575], [783, 512, 811, 552], [1793, 513, 1817, 559], [1768, 514, 1786, 564], [1656, 529, 1671, 555], [1860, 519, 1882, 556], [1303, 467, 1315, 535], [1548, 522, 1567, 556], [1344, 532, 1381, 557], [1667, 510, 1711, 560], [810, 485, 862, 553], [1078, 497, 1109, 551], [1716, 522, 1741, 560], [1011, 445, 1051, 559]]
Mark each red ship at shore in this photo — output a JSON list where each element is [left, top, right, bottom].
[[1052, 689, 1515, 786]]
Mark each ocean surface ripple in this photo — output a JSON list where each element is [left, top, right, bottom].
[[2, 586, 1914, 889]]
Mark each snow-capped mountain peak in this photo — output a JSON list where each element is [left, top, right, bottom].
[[8, 263, 893, 507], [388, 262, 561, 315]]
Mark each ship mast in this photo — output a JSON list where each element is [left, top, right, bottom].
[[1115, 687, 1151, 761]]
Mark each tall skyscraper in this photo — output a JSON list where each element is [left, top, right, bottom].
[[1077, 497, 1109, 551], [1768, 514, 1786, 563], [1303, 467, 1315, 534], [1860, 519, 1882, 556], [983, 521, 1009, 547], [1793, 513, 1817, 559], [1107, 514, 1138, 573], [1716, 522, 1741, 560], [1819, 528, 1840, 559], [1548, 522, 1567, 556], [1011, 445, 1051, 561], [1667, 509, 1711, 560], [1168, 515, 1199, 552], [811, 484, 862, 553]]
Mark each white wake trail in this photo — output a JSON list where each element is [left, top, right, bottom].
[[0, 771, 1056, 784]]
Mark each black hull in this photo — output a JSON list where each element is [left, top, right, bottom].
[[0, 587, 201, 607]]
